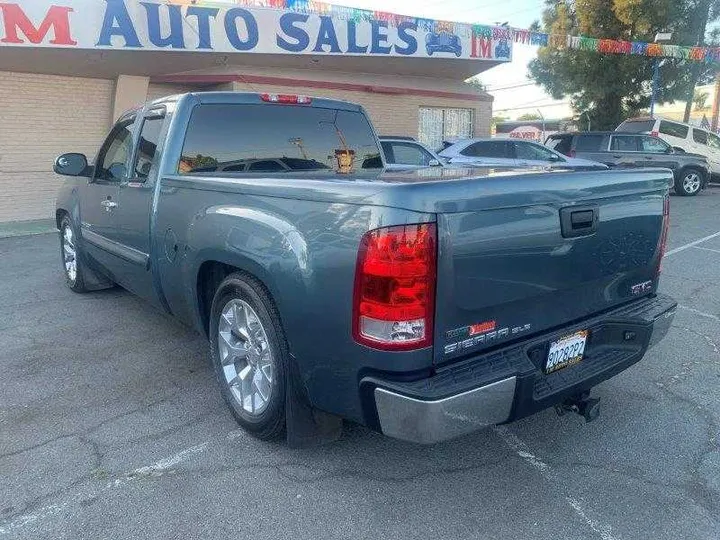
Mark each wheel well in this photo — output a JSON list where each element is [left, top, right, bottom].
[[55, 209, 68, 230]]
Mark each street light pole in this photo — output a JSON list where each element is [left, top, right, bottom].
[[650, 32, 672, 119], [651, 59, 660, 118]]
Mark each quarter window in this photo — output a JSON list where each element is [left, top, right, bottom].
[[708, 133, 720, 149], [658, 121, 689, 139], [134, 116, 164, 180]]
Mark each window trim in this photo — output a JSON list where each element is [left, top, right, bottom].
[[131, 107, 167, 183]]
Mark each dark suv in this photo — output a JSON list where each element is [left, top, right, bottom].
[[546, 131, 710, 196]]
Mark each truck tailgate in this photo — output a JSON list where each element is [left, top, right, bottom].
[[433, 169, 672, 364]]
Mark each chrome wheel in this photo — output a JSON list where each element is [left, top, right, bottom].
[[218, 299, 274, 416], [683, 172, 701, 195], [62, 225, 77, 283]]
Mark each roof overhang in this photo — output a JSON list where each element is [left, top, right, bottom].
[[0, 0, 511, 80]]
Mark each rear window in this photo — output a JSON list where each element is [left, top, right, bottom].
[[546, 136, 571, 155], [179, 103, 383, 174], [658, 121, 689, 139], [617, 120, 655, 133], [575, 134, 607, 152]]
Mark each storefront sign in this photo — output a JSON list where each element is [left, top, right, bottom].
[[0, 0, 512, 61]]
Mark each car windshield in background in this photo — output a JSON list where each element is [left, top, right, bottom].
[[179, 104, 383, 174], [617, 120, 655, 133]]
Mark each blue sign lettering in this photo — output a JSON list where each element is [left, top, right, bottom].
[[97, 0, 141, 48], [224, 8, 258, 51], [395, 21, 417, 55], [347, 20, 367, 53], [370, 20, 391, 54], [141, 2, 185, 49], [186, 6, 219, 50], [276, 12, 309, 52], [313, 16, 341, 53]]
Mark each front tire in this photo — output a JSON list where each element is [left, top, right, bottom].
[[209, 272, 287, 440], [59, 215, 89, 293], [676, 168, 703, 196]]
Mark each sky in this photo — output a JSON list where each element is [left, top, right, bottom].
[[340, 0, 571, 120]]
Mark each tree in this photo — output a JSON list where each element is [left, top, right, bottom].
[[528, 0, 720, 130], [694, 90, 710, 110], [517, 113, 542, 121]]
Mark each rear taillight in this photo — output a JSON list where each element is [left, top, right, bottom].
[[353, 223, 437, 351], [657, 195, 670, 275], [260, 93, 311, 104], [569, 149, 576, 158]]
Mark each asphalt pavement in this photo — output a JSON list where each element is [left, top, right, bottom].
[[1, 188, 719, 540]]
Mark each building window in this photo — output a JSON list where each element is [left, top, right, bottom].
[[419, 107, 473, 151]]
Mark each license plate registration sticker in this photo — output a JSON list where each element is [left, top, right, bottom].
[[545, 330, 588, 374]]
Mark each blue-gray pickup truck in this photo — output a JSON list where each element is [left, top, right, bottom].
[[54, 92, 677, 445]]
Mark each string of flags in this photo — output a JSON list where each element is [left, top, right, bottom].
[[172, 0, 720, 63]]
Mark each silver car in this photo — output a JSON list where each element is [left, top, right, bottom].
[[439, 138, 608, 170]]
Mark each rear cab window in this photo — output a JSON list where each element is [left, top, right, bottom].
[[178, 103, 383, 174]]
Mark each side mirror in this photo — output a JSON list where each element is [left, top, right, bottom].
[[429, 159, 441, 167], [54, 153, 89, 177], [673, 146, 686, 153], [548, 154, 562, 161]]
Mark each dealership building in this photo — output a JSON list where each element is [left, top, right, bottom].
[[0, 0, 510, 223]]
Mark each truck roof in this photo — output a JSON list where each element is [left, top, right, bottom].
[[147, 91, 363, 113]]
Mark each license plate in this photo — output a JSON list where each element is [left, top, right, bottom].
[[545, 330, 588, 374]]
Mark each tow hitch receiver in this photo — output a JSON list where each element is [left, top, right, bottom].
[[555, 391, 601, 423]]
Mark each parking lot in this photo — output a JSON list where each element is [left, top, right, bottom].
[[1, 188, 719, 540]]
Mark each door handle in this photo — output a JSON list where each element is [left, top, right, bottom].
[[101, 200, 118, 211], [612, 154, 622, 158], [560, 205, 599, 238]]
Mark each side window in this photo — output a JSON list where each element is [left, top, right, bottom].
[[575, 135, 608, 152], [610, 136, 639, 152], [134, 116, 164, 181], [97, 120, 135, 182], [248, 160, 287, 172], [461, 141, 507, 158], [708, 133, 720, 149], [692, 129, 708, 145], [640, 136, 670, 153], [659, 121, 689, 139], [387, 142, 434, 166], [513, 141, 557, 161]]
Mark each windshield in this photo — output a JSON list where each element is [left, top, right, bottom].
[[179, 104, 383, 174]]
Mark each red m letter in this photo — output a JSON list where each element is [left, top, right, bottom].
[[0, 4, 77, 45]]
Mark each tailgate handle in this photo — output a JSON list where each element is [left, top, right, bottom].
[[560, 206, 599, 238]]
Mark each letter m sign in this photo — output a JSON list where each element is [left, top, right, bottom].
[[1, 3, 77, 45]]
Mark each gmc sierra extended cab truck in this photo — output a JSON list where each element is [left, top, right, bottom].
[[54, 92, 677, 445]]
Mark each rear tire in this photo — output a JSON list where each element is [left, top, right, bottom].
[[209, 272, 287, 440], [675, 168, 703, 196], [59, 215, 89, 293]]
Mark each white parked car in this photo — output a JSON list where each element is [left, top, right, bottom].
[[379, 137, 446, 171], [438, 138, 608, 170], [617, 117, 720, 179]]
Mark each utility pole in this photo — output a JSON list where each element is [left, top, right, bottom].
[[683, 0, 712, 123]]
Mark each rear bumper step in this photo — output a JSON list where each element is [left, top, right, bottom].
[[362, 294, 676, 444]]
